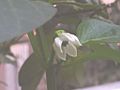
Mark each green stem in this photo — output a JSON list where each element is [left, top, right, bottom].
[[29, 27, 59, 90], [28, 31, 46, 67], [46, 46, 58, 90], [36, 28, 57, 90], [27, 29, 48, 90], [46, 64, 58, 90], [52, 1, 99, 9]]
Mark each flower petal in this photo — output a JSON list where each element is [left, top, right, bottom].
[[61, 33, 82, 47], [54, 37, 63, 53], [65, 42, 77, 57], [53, 43, 66, 61], [60, 33, 74, 41], [67, 33, 82, 46]]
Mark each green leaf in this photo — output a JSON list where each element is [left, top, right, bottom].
[[36, 28, 54, 63], [77, 19, 120, 44], [0, 0, 57, 42], [63, 42, 120, 66], [19, 29, 50, 89], [19, 53, 45, 89], [82, 42, 120, 62]]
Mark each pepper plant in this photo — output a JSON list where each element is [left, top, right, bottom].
[[0, 0, 120, 90]]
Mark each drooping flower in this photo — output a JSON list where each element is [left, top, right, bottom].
[[53, 30, 82, 61]]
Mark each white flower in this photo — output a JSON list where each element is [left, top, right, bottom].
[[100, 0, 116, 5], [53, 32, 82, 61]]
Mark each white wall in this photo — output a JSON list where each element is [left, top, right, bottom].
[[75, 81, 120, 90]]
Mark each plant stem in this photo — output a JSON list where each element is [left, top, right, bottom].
[[52, 1, 98, 9], [46, 64, 58, 90], [29, 28, 58, 90], [46, 46, 58, 90]]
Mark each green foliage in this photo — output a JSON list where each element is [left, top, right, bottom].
[[62, 42, 120, 67], [61, 18, 120, 66], [19, 27, 53, 89], [0, 0, 56, 42], [75, 18, 120, 63], [1, 0, 120, 90], [77, 19, 120, 44], [19, 53, 45, 88], [52, 0, 99, 10], [59, 19, 120, 88]]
